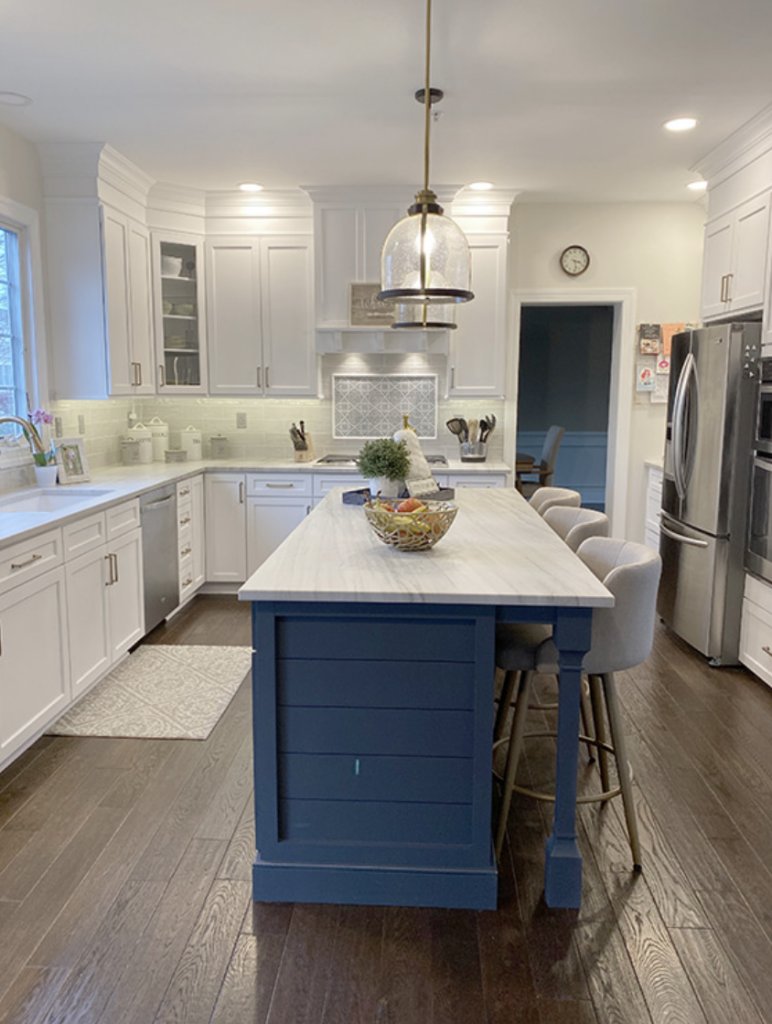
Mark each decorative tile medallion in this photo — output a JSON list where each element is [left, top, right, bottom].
[[333, 374, 437, 439]]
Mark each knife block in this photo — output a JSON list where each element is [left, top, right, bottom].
[[293, 433, 314, 462]]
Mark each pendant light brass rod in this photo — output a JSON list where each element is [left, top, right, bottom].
[[423, 0, 432, 193]]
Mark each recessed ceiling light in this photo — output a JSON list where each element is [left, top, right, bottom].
[[664, 117, 698, 132], [687, 180, 708, 192], [238, 182, 264, 192], [468, 181, 494, 191], [0, 92, 32, 106]]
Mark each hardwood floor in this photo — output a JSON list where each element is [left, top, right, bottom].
[[2, 596, 772, 1023]]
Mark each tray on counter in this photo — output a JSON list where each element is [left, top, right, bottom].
[[342, 487, 455, 506]]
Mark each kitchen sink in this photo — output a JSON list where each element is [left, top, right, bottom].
[[0, 488, 111, 513]]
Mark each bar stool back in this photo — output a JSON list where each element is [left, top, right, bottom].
[[528, 487, 581, 517], [543, 506, 609, 551]]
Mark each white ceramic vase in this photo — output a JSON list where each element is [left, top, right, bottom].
[[34, 464, 58, 487], [369, 476, 397, 497]]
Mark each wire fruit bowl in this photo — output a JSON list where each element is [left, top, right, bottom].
[[363, 499, 458, 551]]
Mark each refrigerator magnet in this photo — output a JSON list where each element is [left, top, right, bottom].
[[636, 364, 656, 392]]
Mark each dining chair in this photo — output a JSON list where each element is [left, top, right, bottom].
[[528, 487, 581, 516], [492, 537, 662, 867], [518, 426, 565, 498], [542, 506, 609, 551]]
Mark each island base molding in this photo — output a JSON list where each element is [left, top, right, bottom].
[[252, 856, 498, 910]]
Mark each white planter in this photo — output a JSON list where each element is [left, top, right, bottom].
[[34, 465, 58, 487], [369, 476, 399, 497]]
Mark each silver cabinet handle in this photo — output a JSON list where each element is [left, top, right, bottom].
[[136, 362, 142, 386], [256, 367, 262, 389], [11, 553, 42, 570], [659, 521, 709, 548], [104, 553, 116, 585], [182, 576, 192, 587], [450, 366, 456, 390], [112, 552, 119, 583], [179, 487, 190, 497], [719, 274, 727, 302], [179, 515, 191, 525], [762, 646, 772, 658], [725, 273, 733, 302], [239, 481, 245, 504], [180, 545, 192, 557], [266, 482, 294, 488], [265, 366, 270, 389], [159, 364, 166, 387]]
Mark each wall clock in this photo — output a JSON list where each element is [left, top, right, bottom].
[[559, 244, 590, 277]]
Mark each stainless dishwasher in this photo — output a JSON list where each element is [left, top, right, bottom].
[[140, 485, 179, 632]]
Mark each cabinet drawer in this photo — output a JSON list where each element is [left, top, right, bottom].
[[279, 798, 471, 846], [247, 474, 313, 498], [744, 572, 772, 616], [0, 529, 63, 596], [179, 554, 194, 591], [279, 706, 473, 757], [447, 474, 505, 489], [176, 480, 194, 502], [178, 505, 193, 530], [313, 473, 366, 498], [279, 752, 472, 804], [740, 596, 772, 690], [106, 499, 140, 539], [278, 658, 474, 709], [63, 512, 107, 560], [277, 617, 476, 663]]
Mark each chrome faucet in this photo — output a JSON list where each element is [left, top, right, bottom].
[[0, 415, 45, 453]]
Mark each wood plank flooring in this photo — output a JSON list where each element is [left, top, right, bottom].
[[2, 595, 772, 1023]]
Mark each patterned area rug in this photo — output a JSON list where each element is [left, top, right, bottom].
[[47, 645, 252, 740]]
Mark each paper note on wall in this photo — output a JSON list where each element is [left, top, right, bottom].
[[636, 364, 656, 392], [651, 374, 669, 404], [661, 323, 685, 358]]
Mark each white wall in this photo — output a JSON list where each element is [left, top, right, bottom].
[[0, 121, 45, 214], [509, 201, 706, 540]]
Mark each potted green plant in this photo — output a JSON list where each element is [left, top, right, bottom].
[[357, 438, 411, 497]]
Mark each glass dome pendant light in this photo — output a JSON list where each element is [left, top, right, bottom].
[[378, 0, 474, 311]]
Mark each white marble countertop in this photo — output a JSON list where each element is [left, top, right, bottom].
[[238, 487, 613, 608], [0, 457, 511, 547]]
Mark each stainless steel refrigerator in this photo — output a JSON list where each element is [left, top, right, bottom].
[[658, 322, 761, 665]]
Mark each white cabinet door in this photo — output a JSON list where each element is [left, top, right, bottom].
[[246, 497, 310, 575], [66, 546, 112, 696], [205, 474, 247, 582], [127, 220, 156, 394], [102, 207, 133, 396], [153, 232, 208, 394], [702, 193, 770, 320], [107, 528, 144, 659], [448, 236, 508, 398], [206, 239, 262, 396], [261, 236, 316, 396], [447, 473, 506, 489], [0, 568, 70, 765]]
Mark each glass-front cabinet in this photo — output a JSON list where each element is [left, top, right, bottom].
[[152, 233, 207, 392]]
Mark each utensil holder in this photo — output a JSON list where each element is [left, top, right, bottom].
[[293, 433, 314, 462], [460, 441, 488, 463]]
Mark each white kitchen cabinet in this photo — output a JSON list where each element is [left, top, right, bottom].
[[65, 507, 144, 693], [740, 573, 772, 690], [701, 192, 771, 321], [45, 202, 155, 398], [442, 473, 507, 489], [205, 235, 316, 396], [312, 471, 367, 507], [0, 566, 70, 768], [447, 235, 508, 398], [153, 232, 208, 394], [205, 473, 247, 583], [178, 475, 205, 603], [645, 463, 663, 550], [246, 474, 312, 574]]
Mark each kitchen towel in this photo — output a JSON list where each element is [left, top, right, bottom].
[[47, 645, 251, 740]]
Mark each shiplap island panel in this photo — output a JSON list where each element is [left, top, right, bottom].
[[239, 488, 612, 910]]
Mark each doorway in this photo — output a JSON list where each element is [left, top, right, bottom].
[[517, 305, 614, 510]]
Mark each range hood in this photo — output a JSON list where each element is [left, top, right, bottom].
[[316, 326, 450, 355]]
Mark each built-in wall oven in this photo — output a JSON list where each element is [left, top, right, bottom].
[[747, 357, 772, 583]]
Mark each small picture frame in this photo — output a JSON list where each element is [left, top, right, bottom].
[[349, 283, 395, 328], [55, 437, 90, 484]]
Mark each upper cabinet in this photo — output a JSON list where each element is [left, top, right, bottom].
[[205, 235, 316, 396], [701, 192, 771, 321], [447, 234, 508, 398], [152, 233, 207, 394]]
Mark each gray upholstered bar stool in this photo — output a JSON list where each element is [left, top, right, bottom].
[[492, 538, 662, 867], [542, 506, 609, 551], [528, 487, 581, 517]]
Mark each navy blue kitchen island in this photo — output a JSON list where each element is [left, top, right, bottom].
[[239, 488, 612, 910]]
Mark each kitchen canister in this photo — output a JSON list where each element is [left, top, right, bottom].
[[180, 425, 202, 461], [126, 422, 153, 464], [209, 434, 230, 458], [148, 416, 169, 462], [120, 437, 141, 466]]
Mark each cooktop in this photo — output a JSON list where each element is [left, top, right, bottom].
[[316, 453, 448, 467]]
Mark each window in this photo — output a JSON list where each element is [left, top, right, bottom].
[[0, 223, 27, 432]]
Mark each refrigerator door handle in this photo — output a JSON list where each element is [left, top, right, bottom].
[[672, 351, 696, 500], [659, 520, 709, 548]]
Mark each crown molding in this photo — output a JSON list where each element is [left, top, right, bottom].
[[450, 187, 521, 217], [301, 183, 464, 207], [205, 189, 312, 219], [692, 102, 772, 187]]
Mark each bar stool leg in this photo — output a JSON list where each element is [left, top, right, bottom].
[[602, 672, 643, 871], [589, 673, 611, 795], [493, 669, 521, 743], [579, 683, 595, 763], [494, 671, 534, 861]]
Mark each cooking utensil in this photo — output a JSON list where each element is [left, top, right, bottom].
[[289, 424, 308, 451], [468, 418, 478, 443], [488, 413, 497, 436], [446, 418, 465, 442], [479, 417, 489, 443]]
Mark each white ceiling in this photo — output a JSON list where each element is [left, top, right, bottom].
[[2, 0, 772, 203]]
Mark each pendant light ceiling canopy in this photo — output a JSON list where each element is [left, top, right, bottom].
[[378, 0, 474, 314]]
